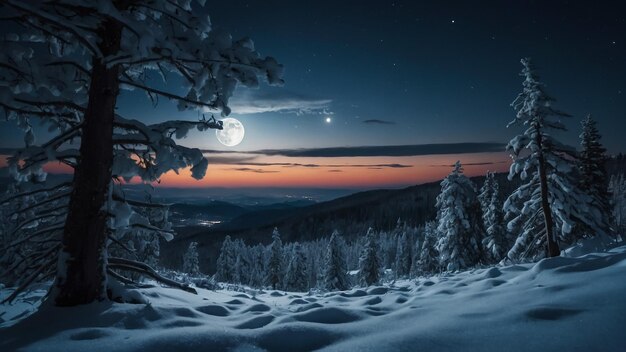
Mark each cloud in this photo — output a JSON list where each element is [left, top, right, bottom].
[[328, 169, 343, 173], [362, 119, 396, 125], [202, 142, 505, 158], [228, 89, 332, 115], [225, 162, 412, 169], [428, 161, 507, 167], [231, 167, 279, 174]]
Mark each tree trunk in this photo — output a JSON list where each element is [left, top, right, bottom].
[[54, 19, 123, 306], [536, 128, 560, 258]]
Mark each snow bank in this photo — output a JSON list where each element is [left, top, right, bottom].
[[2, 246, 626, 351]]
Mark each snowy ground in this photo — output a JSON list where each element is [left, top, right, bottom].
[[2, 246, 626, 352]]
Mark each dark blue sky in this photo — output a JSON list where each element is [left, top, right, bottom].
[[193, 0, 625, 152], [1, 0, 625, 155]]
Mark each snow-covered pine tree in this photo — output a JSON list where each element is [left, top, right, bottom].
[[358, 228, 381, 286], [284, 242, 309, 292], [435, 161, 483, 271], [505, 58, 610, 261], [394, 232, 412, 278], [182, 242, 200, 276], [413, 221, 440, 276], [266, 228, 284, 290], [480, 173, 508, 262], [323, 230, 350, 291], [234, 240, 251, 285], [250, 244, 266, 288], [577, 115, 613, 236], [0, 0, 283, 305], [215, 236, 237, 283]]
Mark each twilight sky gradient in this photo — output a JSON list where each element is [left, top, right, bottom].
[[1, 0, 625, 189]]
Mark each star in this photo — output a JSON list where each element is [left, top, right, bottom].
[[325, 117, 332, 123], [451, 19, 455, 23]]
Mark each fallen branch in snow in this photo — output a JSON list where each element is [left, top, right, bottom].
[[108, 257, 197, 294]]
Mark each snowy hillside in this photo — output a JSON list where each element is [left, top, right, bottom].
[[2, 245, 626, 352]]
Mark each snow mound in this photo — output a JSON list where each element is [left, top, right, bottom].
[[2, 246, 626, 351]]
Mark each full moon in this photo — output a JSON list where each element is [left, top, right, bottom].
[[216, 117, 245, 147]]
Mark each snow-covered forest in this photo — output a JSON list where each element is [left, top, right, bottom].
[[1, 1, 626, 351]]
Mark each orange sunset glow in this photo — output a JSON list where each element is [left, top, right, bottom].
[[2, 152, 511, 188]]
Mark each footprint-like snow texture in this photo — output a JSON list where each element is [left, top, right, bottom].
[[340, 290, 367, 298], [295, 303, 323, 312], [235, 315, 275, 329], [292, 307, 363, 324], [196, 305, 230, 317], [367, 287, 388, 295], [289, 298, 309, 305], [242, 304, 271, 313]]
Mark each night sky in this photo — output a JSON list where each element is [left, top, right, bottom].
[[1, 0, 625, 188]]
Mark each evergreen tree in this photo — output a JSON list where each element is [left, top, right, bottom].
[[284, 242, 309, 292], [215, 235, 237, 283], [0, 0, 283, 305], [578, 115, 613, 236], [394, 232, 412, 278], [266, 228, 284, 290], [480, 173, 508, 262], [505, 58, 609, 261], [248, 244, 267, 288], [323, 230, 350, 291], [182, 242, 200, 276], [435, 161, 483, 271], [609, 174, 626, 234], [414, 222, 440, 275], [358, 228, 381, 286]]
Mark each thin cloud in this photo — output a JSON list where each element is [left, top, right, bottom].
[[429, 161, 507, 167], [225, 162, 412, 169], [231, 167, 279, 174], [228, 89, 332, 115], [362, 119, 396, 125], [202, 142, 506, 158]]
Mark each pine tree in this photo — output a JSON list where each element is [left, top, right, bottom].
[[182, 242, 200, 276], [435, 161, 483, 271], [480, 173, 508, 262], [394, 232, 412, 278], [358, 228, 381, 286], [414, 222, 440, 276], [266, 228, 284, 290], [577, 115, 613, 236], [248, 244, 267, 288], [0, 1, 283, 305], [323, 230, 350, 291], [505, 58, 609, 261], [215, 236, 237, 283], [284, 243, 309, 292]]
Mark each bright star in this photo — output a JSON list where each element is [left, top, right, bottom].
[[325, 117, 332, 123]]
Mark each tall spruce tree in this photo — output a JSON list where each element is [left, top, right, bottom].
[[505, 58, 609, 261], [182, 242, 200, 276], [480, 173, 508, 262], [394, 232, 412, 278], [284, 243, 309, 292], [215, 236, 237, 283], [414, 222, 440, 275], [266, 228, 284, 290], [435, 161, 483, 271], [578, 115, 613, 236], [323, 230, 350, 291], [358, 228, 381, 286]]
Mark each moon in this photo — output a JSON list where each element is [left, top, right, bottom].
[[216, 117, 245, 147]]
